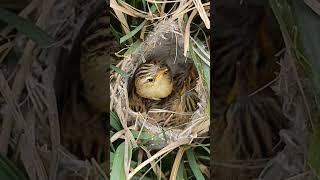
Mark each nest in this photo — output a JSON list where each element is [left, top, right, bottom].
[[110, 19, 209, 149]]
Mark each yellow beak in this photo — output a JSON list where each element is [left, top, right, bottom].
[[154, 68, 168, 81]]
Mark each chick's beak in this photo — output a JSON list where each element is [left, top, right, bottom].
[[154, 68, 168, 81]]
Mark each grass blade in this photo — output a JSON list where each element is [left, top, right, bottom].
[[124, 39, 142, 56], [186, 148, 205, 180], [177, 158, 185, 180], [110, 143, 126, 180], [0, 8, 55, 47], [110, 112, 123, 131], [120, 20, 146, 44], [0, 154, 28, 180], [189, 40, 210, 92], [110, 65, 129, 77]]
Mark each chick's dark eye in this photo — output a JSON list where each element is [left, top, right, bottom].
[[148, 78, 153, 82]]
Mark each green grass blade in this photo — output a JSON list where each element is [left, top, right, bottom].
[[186, 149, 205, 180], [0, 8, 55, 48], [130, 130, 155, 140], [124, 39, 142, 56], [289, 2, 320, 175], [189, 40, 210, 92], [110, 143, 126, 180], [110, 112, 123, 131], [120, 20, 146, 44], [189, 39, 210, 116], [177, 157, 185, 180], [119, 4, 157, 44], [110, 152, 114, 165], [291, 0, 320, 97], [0, 154, 28, 180], [110, 65, 129, 77]]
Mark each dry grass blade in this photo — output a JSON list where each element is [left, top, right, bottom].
[[1, 0, 40, 36], [140, 146, 166, 179], [111, 129, 126, 143], [0, 7, 55, 47], [184, 9, 197, 56], [192, 0, 209, 28], [91, 158, 108, 179], [0, 70, 26, 129], [0, 110, 13, 155], [304, 0, 320, 15], [111, 0, 134, 44], [169, 146, 187, 180], [128, 138, 190, 179], [124, 138, 132, 179]]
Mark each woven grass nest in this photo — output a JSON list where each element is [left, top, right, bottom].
[[110, 19, 209, 150]]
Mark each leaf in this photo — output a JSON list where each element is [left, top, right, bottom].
[[186, 149, 205, 180], [124, 39, 141, 56], [288, 7, 320, 171], [110, 112, 123, 131], [291, 0, 320, 97], [130, 130, 154, 140], [110, 65, 129, 77], [177, 157, 185, 180], [0, 154, 28, 180], [189, 39, 210, 92], [110, 143, 126, 180], [0, 8, 55, 48], [189, 39, 210, 116], [120, 20, 146, 44]]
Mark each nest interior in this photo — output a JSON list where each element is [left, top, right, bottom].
[[110, 20, 209, 149]]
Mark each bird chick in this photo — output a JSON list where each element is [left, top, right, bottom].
[[134, 62, 173, 100]]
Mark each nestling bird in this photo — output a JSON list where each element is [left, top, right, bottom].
[[130, 59, 199, 127], [134, 62, 173, 100]]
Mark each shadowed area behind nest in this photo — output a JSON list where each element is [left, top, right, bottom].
[[58, 6, 120, 163], [212, 62, 288, 180], [129, 58, 199, 127], [211, 1, 288, 179]]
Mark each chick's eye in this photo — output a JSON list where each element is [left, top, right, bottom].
[[147, 78, 153, 82]]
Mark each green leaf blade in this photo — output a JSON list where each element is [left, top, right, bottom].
[[110, 143, 126, 180], [110, 112, 123, 131], [186, 149, 205, 180], [0, 8, 55, 47]]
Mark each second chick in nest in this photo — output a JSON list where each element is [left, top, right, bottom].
[[130, 60, 199, 127]]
